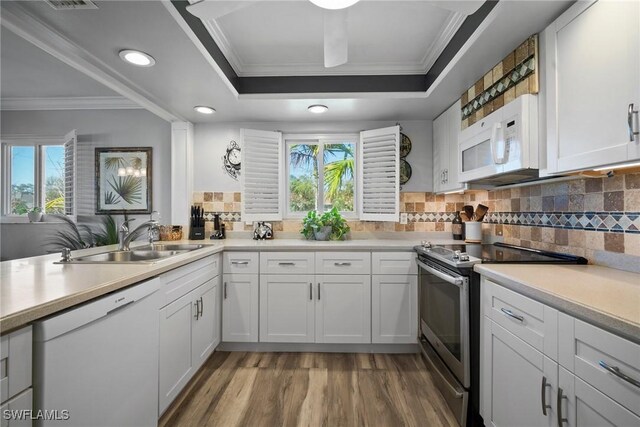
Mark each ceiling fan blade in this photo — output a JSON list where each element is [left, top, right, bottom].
[[186, 0, 260, 20], [425, 0, 483, 15], [324, 8, 348, 68]]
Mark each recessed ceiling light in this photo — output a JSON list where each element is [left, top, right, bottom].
[[119, 49, 155, 67], [194, 106, 216, 115], [309, 0, 360, 10], [308, 104, 328, 114]]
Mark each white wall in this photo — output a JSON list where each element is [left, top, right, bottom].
[[194, 120, 433, 193]]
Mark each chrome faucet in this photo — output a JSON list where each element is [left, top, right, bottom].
[[118, 217, 159, 251]]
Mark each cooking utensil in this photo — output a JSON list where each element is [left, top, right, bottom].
[[463, 205, 475, 221], [475, 204, 489, 222], [460, 212, 470, 222]]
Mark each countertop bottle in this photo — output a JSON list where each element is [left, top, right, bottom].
[[452, 211, 463, 240]]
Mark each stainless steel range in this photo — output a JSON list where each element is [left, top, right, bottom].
[[415, 242, 587, 427]]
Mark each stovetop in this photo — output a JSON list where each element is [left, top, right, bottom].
[[415, 242, 588, 271]]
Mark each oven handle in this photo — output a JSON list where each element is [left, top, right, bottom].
[[416, 259, 464, 287]]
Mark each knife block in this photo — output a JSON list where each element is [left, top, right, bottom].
[[189, 226, 205, 240]]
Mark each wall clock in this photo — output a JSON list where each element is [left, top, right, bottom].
[[222, 140, 241, 180]]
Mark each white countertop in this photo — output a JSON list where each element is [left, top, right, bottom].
[[475, 264, 640, 343]]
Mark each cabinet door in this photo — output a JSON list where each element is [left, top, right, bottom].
[[445, 100, 465, 192], [559, 367, 640, 427], [315, 275, 371, 344], [482, 319, 557, 427], [159, 291, 194, 415], [259, 274, 315, 343], [222, 274, 259, 342], [546, 0, 640, 172], [0, 388, 32, 427], [371, 274, 417, 344], [433, 108, 448, 193], [191, 276, 220, 369]]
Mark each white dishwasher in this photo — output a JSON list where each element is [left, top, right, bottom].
[[33, 278, 160, 427]]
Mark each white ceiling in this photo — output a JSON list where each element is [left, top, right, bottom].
[[0, 0, 571, 123], [202, 1, 462, 76]]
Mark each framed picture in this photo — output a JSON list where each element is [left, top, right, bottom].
[[95, 147, 152, 214]]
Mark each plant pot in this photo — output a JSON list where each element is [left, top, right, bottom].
[[313, 226, 332, 241], [28, 212, 43, 223]]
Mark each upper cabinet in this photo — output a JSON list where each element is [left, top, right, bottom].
[[545, 0, 640, 173], [433, 100, 466, 193]]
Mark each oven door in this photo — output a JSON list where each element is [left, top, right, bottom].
[[418, 258, 470, 388]]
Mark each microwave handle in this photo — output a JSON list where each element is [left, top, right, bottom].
[[491, 122, 507, 164]]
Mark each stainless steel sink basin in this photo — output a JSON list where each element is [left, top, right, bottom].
[[65, 249, 189, 264], [138, 243, 205, 252]]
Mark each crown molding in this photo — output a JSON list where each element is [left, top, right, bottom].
[[420, 12, 466, 73], [0, 2, 184, 122], [1, 96, 143, 111]]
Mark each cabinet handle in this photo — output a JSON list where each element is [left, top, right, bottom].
[[309, 283, 313, 300], [500, 307, 524, 322], [231, 261, 249, 265], [224, 282, 227, 299], [557, 387, 568, 426], [194, 299, 200, 320], [629, 103, 639, 141], [599, 360, 640, 389], [317, 283, 320, 300], [334, 262, 352, 266], [278, 262, 295, 266], [445, 169, 448, 183], [541, 376, 551, 416], [199, 296, 203, 317]]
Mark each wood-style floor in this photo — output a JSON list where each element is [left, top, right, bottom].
[[159, 351, 458, 427]]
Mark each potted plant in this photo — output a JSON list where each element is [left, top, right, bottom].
[[27, 207, 43, 223], [300, 208, 350, 241]]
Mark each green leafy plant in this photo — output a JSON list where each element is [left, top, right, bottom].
[[28, 206, 43, 213], [47, 214, 119, 250], [300, 208, 350, 241], [93, 215, 119, 246]]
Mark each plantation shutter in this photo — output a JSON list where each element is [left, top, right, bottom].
[[241, 128, 283, 222], [63, 129, 77, 219], [358, 125, 400, 221]]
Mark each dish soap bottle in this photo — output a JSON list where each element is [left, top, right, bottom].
[[452, 211, 463, 240]]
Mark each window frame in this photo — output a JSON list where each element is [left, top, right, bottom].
[[284, 133, 358, 220], [1, 135, 68, 217]]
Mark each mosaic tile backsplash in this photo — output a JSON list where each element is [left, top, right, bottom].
[[193, 172, 640, 264]]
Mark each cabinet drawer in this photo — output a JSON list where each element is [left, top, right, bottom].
[[559, 316, 640, 416], [0, 388, 32, 427], [371, 252, 417, 275], [260, 252, 314, 275], [160, 255, 219, 307], [223, 252, 259, 274], [483, 278, 558, 358], [315, 252, 370, 275], [0, 326, 32, 405]]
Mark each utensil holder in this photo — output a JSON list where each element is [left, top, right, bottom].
[[189, 227, 205, 240], [464, 222, 482, 243]]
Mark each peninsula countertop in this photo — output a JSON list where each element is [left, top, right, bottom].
[[474, 264, 640, 343]]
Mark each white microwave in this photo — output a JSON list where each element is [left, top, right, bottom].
[[458, 94, 539, 185]]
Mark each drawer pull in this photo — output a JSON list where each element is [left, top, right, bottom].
[[224, 282, 227, 299], [231, 261, 249, 265], [309, 283, 313, 300], [278, 262, 296, 266], [599, 360, 640, 389], [199, 297, 203, 317], [557, 387, 568, 426], [501, 308, 524, 322], [334, 262, 352, 266], [317, 283, 320, 300], [541, 376, 551, 416]]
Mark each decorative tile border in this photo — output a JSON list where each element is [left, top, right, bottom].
[[407, 212, 456, 222], [484, 212, 640, 234]]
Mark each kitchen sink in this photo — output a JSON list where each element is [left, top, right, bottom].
[[57, 244, 206, 264]]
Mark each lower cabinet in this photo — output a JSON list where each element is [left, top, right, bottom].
[[158, 276, 221, 415], [371, 274, 417, 344], [481, 319, 557, 427], [0, 388, 33, 427], [316, 275, 371, 344], [222, 273, 259, 342], [558, 367, 640, 427], [259, 274, 315, 343]]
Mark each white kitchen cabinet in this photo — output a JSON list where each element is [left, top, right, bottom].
[[433, 100, 466, 193], [558, 366, 640, 427], [159, 277, 219, 415], [0, 389, 33, 427], [481, 319, 557, 427], [259, 274, 315, 343], [371, 274, 417, 344], [0, 326, 32, 427], [315, 275, 371, 344], [545, 0, 640, 173], [222, 273, 259, 342]]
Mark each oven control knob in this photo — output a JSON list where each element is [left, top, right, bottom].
[[421, 241, 432, 249], [459, 252, 470, 262]]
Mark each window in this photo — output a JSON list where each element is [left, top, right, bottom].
[[1, 131, 76, 217], [285, 135, 357, 218]]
